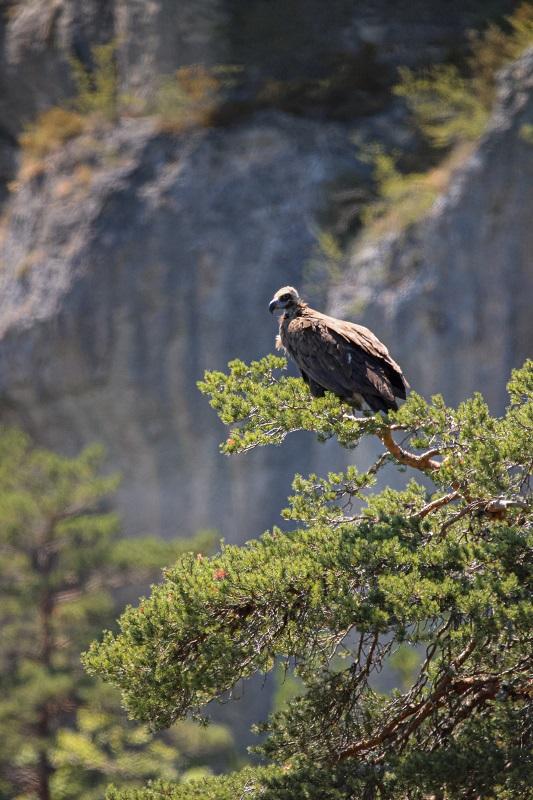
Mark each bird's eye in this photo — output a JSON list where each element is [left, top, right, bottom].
[[280, 293, 291, 301]]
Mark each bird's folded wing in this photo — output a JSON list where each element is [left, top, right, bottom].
[[288, 317, 401, 403], [315, 312, 403, 372]]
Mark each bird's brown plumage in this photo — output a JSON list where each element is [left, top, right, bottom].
[[269, 286, 408, 412]]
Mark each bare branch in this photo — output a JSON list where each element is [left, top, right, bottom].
[[410, 491, 460, 520], [377, 427, 441, 472], [337, 671, 532, 762]]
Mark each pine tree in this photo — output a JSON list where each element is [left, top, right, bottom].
[[85, 358, 533, 800], [0, 429, 231, 800]]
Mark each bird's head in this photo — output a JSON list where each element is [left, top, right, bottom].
[[268, 286, 301, 314]]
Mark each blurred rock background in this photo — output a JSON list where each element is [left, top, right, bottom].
[[0, 0, 531, 551]]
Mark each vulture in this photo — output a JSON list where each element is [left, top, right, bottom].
[[269, 286, 408, 413]]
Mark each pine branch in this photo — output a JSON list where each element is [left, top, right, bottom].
[[377, 425, 441, 471], [338, 671, 532, 762]]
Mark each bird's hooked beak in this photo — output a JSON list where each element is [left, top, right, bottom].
[[269, 298, 280, 314]]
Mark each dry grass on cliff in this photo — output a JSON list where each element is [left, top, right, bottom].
[[361, 142, 475, 237], [16, 57, 234, 178], [13, 107, 86, 190], [150, 65, 234, 133], [15, 43, 119, 186], [19, 107, 85, 161]]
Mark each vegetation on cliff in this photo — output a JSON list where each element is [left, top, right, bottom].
[[359, 1, 533, 236]]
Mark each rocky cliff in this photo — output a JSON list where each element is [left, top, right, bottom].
[[330, 50, 533, 413], [0, 112, 359, 540], [0, 0, 515, 196], [0, 0, 529, 545]]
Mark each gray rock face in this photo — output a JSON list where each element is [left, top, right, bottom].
[[0, 0, 514, 197], [115, 0, 230, 92], [330, 51, 533, 413], [0, 4, 529, 546], [0, 113, 357, 540]]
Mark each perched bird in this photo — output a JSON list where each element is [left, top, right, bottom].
[[269, 286, 408, 412]]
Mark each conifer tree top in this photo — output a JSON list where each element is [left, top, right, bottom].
[[85, 358, 533, 800]]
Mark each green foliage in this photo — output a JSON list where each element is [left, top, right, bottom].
[[520, 122, 533, 144], [0, 429, 231, 800], [197, 355, 385, 453], [468, 1, 533, 106], [302, 229, 349, 302], [18, 58, 238, 165], [507, 0, 533, 48], [70, 41, 119, 121], [51, 684, 234, 800], [387, 644, 421, 692], [315, 230, 343, 265], [394, 64, 489, 149], [360, 147, 440, 230], [358, 3, 533, 235], [105, 767, 278, 800], [151, 65, 239, 133], [272, 661, 305, 714], [18, 42, 118, 163], [86, 359, 533, 799], [395, 2, 533, 149]]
